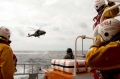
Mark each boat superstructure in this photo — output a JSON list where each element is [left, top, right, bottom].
[[44, 35, 94, 79]]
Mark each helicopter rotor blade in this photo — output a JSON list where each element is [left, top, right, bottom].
[[28, 27, 37, 30], [29, 30, 36, 31]]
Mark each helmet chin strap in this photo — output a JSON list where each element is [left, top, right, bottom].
[[0, 36, 11, 44], [105, 32, 120, 45], [97, 4, 106, 13]]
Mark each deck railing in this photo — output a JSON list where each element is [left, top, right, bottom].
[[74, 35, 93, 76], [14, 64, 50, 79]]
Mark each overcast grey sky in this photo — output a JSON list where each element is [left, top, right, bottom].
[[0, 0, 110, 51]]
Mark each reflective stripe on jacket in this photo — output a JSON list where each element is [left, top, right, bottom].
[[0, 43, 15, 79], [86, 40, 120, 70]]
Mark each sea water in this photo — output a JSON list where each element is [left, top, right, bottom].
[[14, 51, 87, 79]]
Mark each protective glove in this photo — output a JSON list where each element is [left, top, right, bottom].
[[93, 35, 105, 47]]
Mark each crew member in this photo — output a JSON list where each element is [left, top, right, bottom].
[[64, 48, 74, 59], [86, 19, 120, 79], [0, 26, 15, 79]]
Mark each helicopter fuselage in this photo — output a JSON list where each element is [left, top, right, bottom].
[[27, 30, 46, 37]]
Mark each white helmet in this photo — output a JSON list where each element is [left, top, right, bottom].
[[0, 26, 11, 40], [98, 18, 120, 42], [94, 0, 105, 11]]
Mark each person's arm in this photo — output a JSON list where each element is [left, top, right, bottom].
[[13, 53, 17, 72], [104, 0, 119, 19], [86, 41, 120, 70], [1, 45, 15, 79]]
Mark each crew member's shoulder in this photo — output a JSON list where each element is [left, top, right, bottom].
[[0, 43, 12, 50]]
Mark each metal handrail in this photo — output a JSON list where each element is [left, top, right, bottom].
[[73, 35, 93, 76]]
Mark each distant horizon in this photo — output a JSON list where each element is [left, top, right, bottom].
[[13, 50, 88, 55]]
